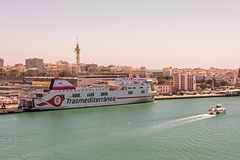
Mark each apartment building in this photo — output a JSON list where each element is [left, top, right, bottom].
[[25, 58, 43, 71], [173, 74, 196, 91]]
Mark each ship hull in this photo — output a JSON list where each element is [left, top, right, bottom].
[[32, 83, 156, 111], [31, 98, 154, 111]]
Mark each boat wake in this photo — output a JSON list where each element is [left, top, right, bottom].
[[151, 114, 215, 131], [75, 114, 216, 147]]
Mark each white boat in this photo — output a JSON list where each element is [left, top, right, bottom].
[[207, 103, 226, 115], [19, 78, 156, 111]]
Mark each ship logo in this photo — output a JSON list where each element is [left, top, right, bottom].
[[36, 95, 65, 107]]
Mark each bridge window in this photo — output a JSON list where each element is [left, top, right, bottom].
[[128, 91, 133, 94], [101, 92, 108, 96], [87, 93, 94, 97], [72, 93, 80, 97], [36, 94, 43, 98]]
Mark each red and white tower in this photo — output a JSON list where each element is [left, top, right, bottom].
[[75, 38, 80, 65]]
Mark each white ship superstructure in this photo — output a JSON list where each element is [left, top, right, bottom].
[[20, 78, 156, 111]]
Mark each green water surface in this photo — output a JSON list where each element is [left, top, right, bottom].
[[1, 97, 240, 160]]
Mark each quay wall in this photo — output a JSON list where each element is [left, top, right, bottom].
[[155, 93, 238, 100]]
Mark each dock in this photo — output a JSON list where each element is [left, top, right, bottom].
[[0, 104, 23, 114], [0, 108, 23, 114]]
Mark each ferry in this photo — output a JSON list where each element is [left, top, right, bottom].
[[19, 78, 156, 111]]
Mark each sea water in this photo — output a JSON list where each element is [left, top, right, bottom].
[[1, 97, 240, 160]]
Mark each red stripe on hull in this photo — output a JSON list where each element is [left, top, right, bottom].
[[36, 102, 48, 106], [29, 100, 155, 112], [117, 95, 153, 99]]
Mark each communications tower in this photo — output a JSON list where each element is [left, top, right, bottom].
[[75, 38, 80, 65]]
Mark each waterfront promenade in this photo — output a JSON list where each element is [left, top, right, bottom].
[[155, 93, 236, 100]]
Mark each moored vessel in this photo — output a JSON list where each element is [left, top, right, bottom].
[[19, 78, 156, 111]]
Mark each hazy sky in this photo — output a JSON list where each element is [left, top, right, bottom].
[[0, 0, 240, 69]]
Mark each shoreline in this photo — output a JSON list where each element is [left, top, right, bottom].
[[1, 93, 239, 114], [155, 93, 239, 100]]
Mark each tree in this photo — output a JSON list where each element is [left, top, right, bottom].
[[220, 81, 228, 86], [11, 72, 18, 76], [20, 71, 27, 76], [157, 76, 164, 84], [0, 72, 7, 76], [215, 82, 220, 87], [163, 76, 171, 80], [206, 79, 212, 84], [59, 72, 66, 77], [200, 82, 207, 89], [39, 72, 47, 76]]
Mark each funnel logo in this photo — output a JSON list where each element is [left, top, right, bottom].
[[36, 95, 65, 107], [54, 96, 62, 105]]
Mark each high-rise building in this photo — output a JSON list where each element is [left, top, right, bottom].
[[25, 58, 44, 71], [0, 58, 4, 67], [173, 73, 196, 91], [238, 68, 240, 78]]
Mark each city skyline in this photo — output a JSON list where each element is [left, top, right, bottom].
[[1, 0, 240, 69]]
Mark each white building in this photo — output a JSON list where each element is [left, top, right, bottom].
[[204, 75, 213, 81], [204, 75, 223, 83], [153, 84, 171, 93], [195, 74, 205, 82], [213, 76, 223, 83], [68, 64, 81, 75], [162, 67, 173, 77]]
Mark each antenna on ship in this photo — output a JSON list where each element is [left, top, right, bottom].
[[75, 37, 80, 65]]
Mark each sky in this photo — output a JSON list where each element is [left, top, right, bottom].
[[0, 0, 240, 69]]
